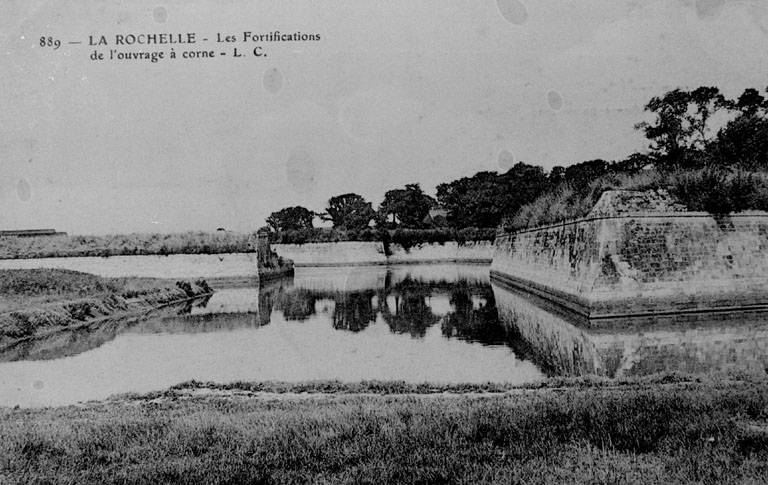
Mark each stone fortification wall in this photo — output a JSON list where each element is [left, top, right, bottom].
[[272, 241, 494, 267], [491, 190, 768, 317], [387, 241, 494, 264], [273, 242, 387, 266]]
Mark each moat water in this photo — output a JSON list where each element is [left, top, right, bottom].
[[1, 263, 767, 407]]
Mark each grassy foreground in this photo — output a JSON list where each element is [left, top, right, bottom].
[[1, 378, 767, 484]]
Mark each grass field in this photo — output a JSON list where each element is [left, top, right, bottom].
[[1, 377, 766, 484]]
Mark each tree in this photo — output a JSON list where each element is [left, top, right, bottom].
[[266, 206, 315, 232], [436, 162, 548, 228], [687, 87, 729, 148], [635, 87, 729, 167], [710, 112, 768, 170], [612, 153, 653, 174], [323, 193, 376, 230], [735, 88, 766, 116], [378, 183, 436, 228], [548, 166, 566, 186], [563, 159, 610, 189]]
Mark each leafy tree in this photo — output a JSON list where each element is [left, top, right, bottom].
[[563, 159, 610, 189], [687, 87, 729, 147], [379, 183, 436, 228], [436, 162, 548, 228], [323, 193, 376, 230], [548, 166, 566, 186], [266, 206, 315, 232], [734, 88, 766, 116], [635, 87, 729, 167], [612, 153, 653, 174], [710, 112, 768, 170]]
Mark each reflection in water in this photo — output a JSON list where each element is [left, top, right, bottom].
[[491, 280, 768, 378], [382, 278, 440, 337], [2, 263, 768, 406], [442, 281, 507, 345], [332, 290, 377, 332], [0, 266, 518, 364], [266, 273, 497, 340], [0, 265, 545, 407], [5, 265, 768, 379], [275, 289, 318, 321]]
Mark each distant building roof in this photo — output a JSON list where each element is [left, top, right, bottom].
[[0, 229, 66, 237]]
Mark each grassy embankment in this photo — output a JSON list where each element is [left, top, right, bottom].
[[508, 167, 768, 231], [0, 231, 253, 260], [1, 375, 767, 483], [0, 269, 212, 348]]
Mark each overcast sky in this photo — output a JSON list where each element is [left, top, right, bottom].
[[2, 0, 768, 234]]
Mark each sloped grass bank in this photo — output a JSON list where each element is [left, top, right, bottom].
[[0, 269, 212, 348], [1, 378, 766, 483], [508, 168, 768, 231]]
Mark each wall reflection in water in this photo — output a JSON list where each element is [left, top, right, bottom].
[[491, 280, 768, 378]]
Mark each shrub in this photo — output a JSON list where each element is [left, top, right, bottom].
[[64, 302, 93, 321], [194, 279, 212, 294], [175, 281, 195, 297], [5, 313, 35, 337], [669, 168, 768, 214]]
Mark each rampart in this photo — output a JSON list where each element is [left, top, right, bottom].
[[490, 190, 768, 318]]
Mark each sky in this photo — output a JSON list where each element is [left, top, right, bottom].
[[1, 0, 768, 234]]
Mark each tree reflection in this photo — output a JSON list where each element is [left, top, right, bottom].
[[273, 288, 318, 321], [257, 273, 511, 342], [441, 283, 508, 345], [332, 290, 377, 332], [380, 277, 440, 338], [269, 285, 377, 332]]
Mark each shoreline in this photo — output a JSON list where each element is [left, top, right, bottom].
[[0, 292, 213, 354], [0, 269, 214, 352]]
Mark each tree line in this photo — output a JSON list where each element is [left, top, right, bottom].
[[266, 85, 768, 233]]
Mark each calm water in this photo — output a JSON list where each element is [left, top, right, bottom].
[[1, 263, 767, 407]]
